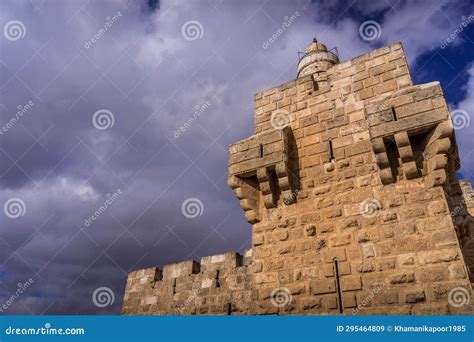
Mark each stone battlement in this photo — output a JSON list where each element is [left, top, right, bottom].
[[122, 251, 252, 315]]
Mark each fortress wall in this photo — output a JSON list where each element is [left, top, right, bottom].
[[123, 40, 474, 315], [122, 251, 252, 315]]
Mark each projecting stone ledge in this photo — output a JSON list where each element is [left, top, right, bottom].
[[228, 127, 299, 223], [365, 81, 459, 186]]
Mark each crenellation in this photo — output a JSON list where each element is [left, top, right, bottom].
[[122, 251, 251, 315]]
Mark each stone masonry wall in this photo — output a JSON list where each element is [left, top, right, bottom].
[[122, 251, 253, 315], [122, 42, 474, 315], [454, 179, 474, 279]]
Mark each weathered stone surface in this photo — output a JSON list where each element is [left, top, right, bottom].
[[122, 40, 473, 316]]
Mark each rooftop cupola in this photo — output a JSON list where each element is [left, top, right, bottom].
[[297, 38, 339, 78]]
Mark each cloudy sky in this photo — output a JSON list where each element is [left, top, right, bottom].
[[0, 0, 473, 315]]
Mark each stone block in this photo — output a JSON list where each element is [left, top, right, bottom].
[[389, 271, 415, 284], [162, 260, 200, 280], [421, 249, 459, 264], [405, 291, 426, 303], [341, 275, 362, 291], [311, 279, 336, 295], [323, 249, 347, 263]]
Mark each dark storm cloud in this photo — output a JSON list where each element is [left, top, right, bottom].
[[147, 0, 160, 12], [0, 0, 472, 314]]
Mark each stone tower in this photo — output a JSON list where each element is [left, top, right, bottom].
[[122, 41, 474, 315]]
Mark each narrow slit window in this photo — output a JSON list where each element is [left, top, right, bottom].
[[259, 144, 264, 157], [334, 259, 343, 314], [391, 106, 397, 121], [384, 139, 400, 181], [329, 140, 335, 160], [215, 270, 220, 288]]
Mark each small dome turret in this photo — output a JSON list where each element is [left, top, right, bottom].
[[297, 38, 339, 78]]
